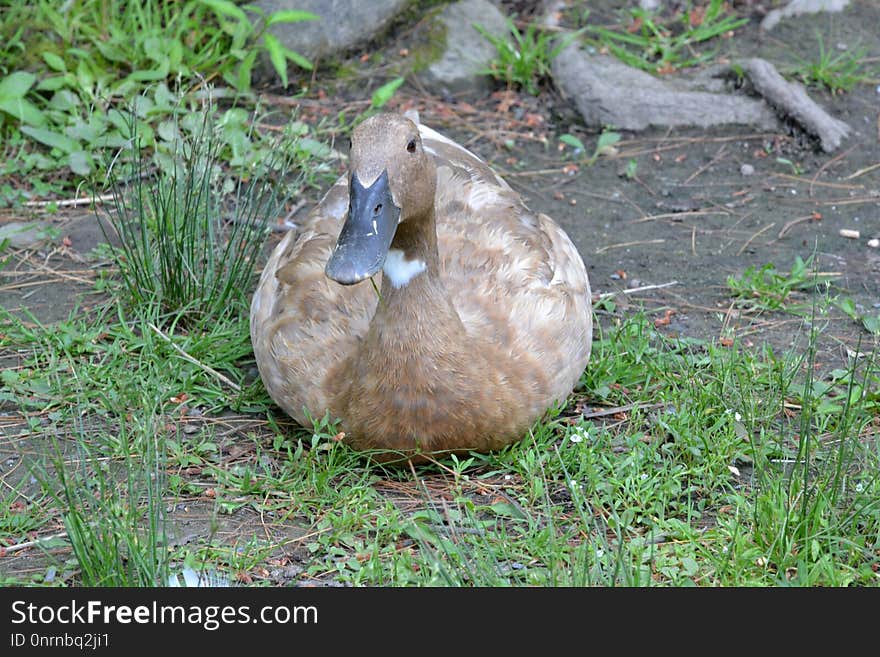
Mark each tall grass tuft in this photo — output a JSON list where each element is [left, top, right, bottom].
[[100, 105, 298, 328], [38, 405, 171, 586]]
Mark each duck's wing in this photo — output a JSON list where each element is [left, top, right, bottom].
[[249, 175, 379, 425], [420, 123, 593, 408]]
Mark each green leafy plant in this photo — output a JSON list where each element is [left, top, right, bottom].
[[788, 32, 874, 95], [835, 297, 880, 336], [371, 77, 405, 109], [0, 1, 319, 201], [22, 0, 317, 95], [776, 157, 803, 175], [727, 256, 838, 313], [0, 71, 44, 127], [589, 0, 747, 74], [560, 128, 621, 164], [477, 18, 582, 95]]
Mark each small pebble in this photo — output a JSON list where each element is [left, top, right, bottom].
[[868, 238, 879, 248], [740, 163, 755, 176], [183, 424, 201, 435]]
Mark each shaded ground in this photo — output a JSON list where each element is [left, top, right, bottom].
[[1, 2, 879, 584]]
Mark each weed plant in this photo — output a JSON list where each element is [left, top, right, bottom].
[[788, 31, 875, 95], [589, 0, 747, 74], [0, 0, 318, 201], [477, 18, 583, 95], [99, 105, 299, 326]]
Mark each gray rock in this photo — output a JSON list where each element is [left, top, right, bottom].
[[253, 0, 412, 62], [761, 0, 851, 31], [421, 0, 511, 95], [552, 46, 779, 131], [740, 163, 755, 176], [0, 221, 54, 249]]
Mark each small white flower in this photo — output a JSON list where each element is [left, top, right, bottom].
[[569, 427, 588, 444], [734, 412, 742, 422]]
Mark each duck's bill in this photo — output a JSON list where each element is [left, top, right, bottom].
[[326, 170, 401, 285]]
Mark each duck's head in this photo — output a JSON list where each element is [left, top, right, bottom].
[[326, 113, 436, 286]]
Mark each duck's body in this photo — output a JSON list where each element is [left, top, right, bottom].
[[250, 113, 592, 461]]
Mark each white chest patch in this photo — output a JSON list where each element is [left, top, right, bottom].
[[383, 249, 426, 288]]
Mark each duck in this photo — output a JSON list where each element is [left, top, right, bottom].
[[250, 111, 592, 463]]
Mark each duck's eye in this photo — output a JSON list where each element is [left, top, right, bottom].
[[406, 139, 417, 154]]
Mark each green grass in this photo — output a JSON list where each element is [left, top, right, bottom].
[[588, 0, 748, 74], [0, 0, 320, 204], [476, 18, 582, 96], [37, 406, 172, 586], [99, 104, 303, 326], [2, 294, 877, 585], [727, 256, 839, 314], [788, 31, 875, 95]]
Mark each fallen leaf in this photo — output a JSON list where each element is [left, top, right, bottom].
[[653, 309, 675, 327], [719, 337, 734, 347], [62, 236, 72, 247]]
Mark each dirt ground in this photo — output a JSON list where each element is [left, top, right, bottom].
[[1, 1, 879, 584]]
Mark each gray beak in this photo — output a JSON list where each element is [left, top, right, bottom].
[[325, 170, 400, 285]]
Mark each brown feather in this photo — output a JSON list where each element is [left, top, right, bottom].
[[250, 114, 592, 463]]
